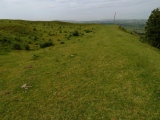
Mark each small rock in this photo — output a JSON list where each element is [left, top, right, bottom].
[[21, 84, 27, 88], [21, 84, 32, 90]]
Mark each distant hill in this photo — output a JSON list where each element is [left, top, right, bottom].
[[63, 19, 147, 32], [64, 19, 147, 25]]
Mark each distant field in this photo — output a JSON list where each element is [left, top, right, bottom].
[[64, 19, 147, 32], [0, 20, 160, 120]]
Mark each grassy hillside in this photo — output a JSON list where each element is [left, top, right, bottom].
[[0, 20, 94, 53], [0, 20, 160, 119]]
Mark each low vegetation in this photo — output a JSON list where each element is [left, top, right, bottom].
[[0, 20, 93, 54], [0, 20, 160, 119]]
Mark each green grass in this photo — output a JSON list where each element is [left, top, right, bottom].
[[0, 20, 160, 120]]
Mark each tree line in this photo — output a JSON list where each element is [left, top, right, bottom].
[[145, 8, 160, 48]]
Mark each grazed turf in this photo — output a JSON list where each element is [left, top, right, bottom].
[[0, 21, 160, 120]]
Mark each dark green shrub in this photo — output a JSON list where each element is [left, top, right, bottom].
[[0, 37, 11, 44], [14, 37, 21, 42], [24, 44, 30, 50], [33, 28, 36, 31], [34, 36, 38, 41], [28, 36, 32, 39], [72, 30, 79, 36], [60, 42, 65, 44], [34, 42, 38, 45], [40, 40, 54, 48], [67, 37, 70, 40], [12, 42, 22, 50], [48, 32, 54, 36], [28, 41, 32, 44], [84, 29, 92, 33]]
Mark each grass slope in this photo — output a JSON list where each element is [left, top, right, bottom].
[[0, 21, 160, 119], [0, 20, 93, 52]]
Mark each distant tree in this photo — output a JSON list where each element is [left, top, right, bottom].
[[145, 8, 160, 48]]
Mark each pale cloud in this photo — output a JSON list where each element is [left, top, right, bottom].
[[0, 0, 160, 20]]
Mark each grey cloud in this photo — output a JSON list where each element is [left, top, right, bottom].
[[0, 0, 160, 20]]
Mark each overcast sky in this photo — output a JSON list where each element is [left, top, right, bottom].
[[0, 0, 160, 21]]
